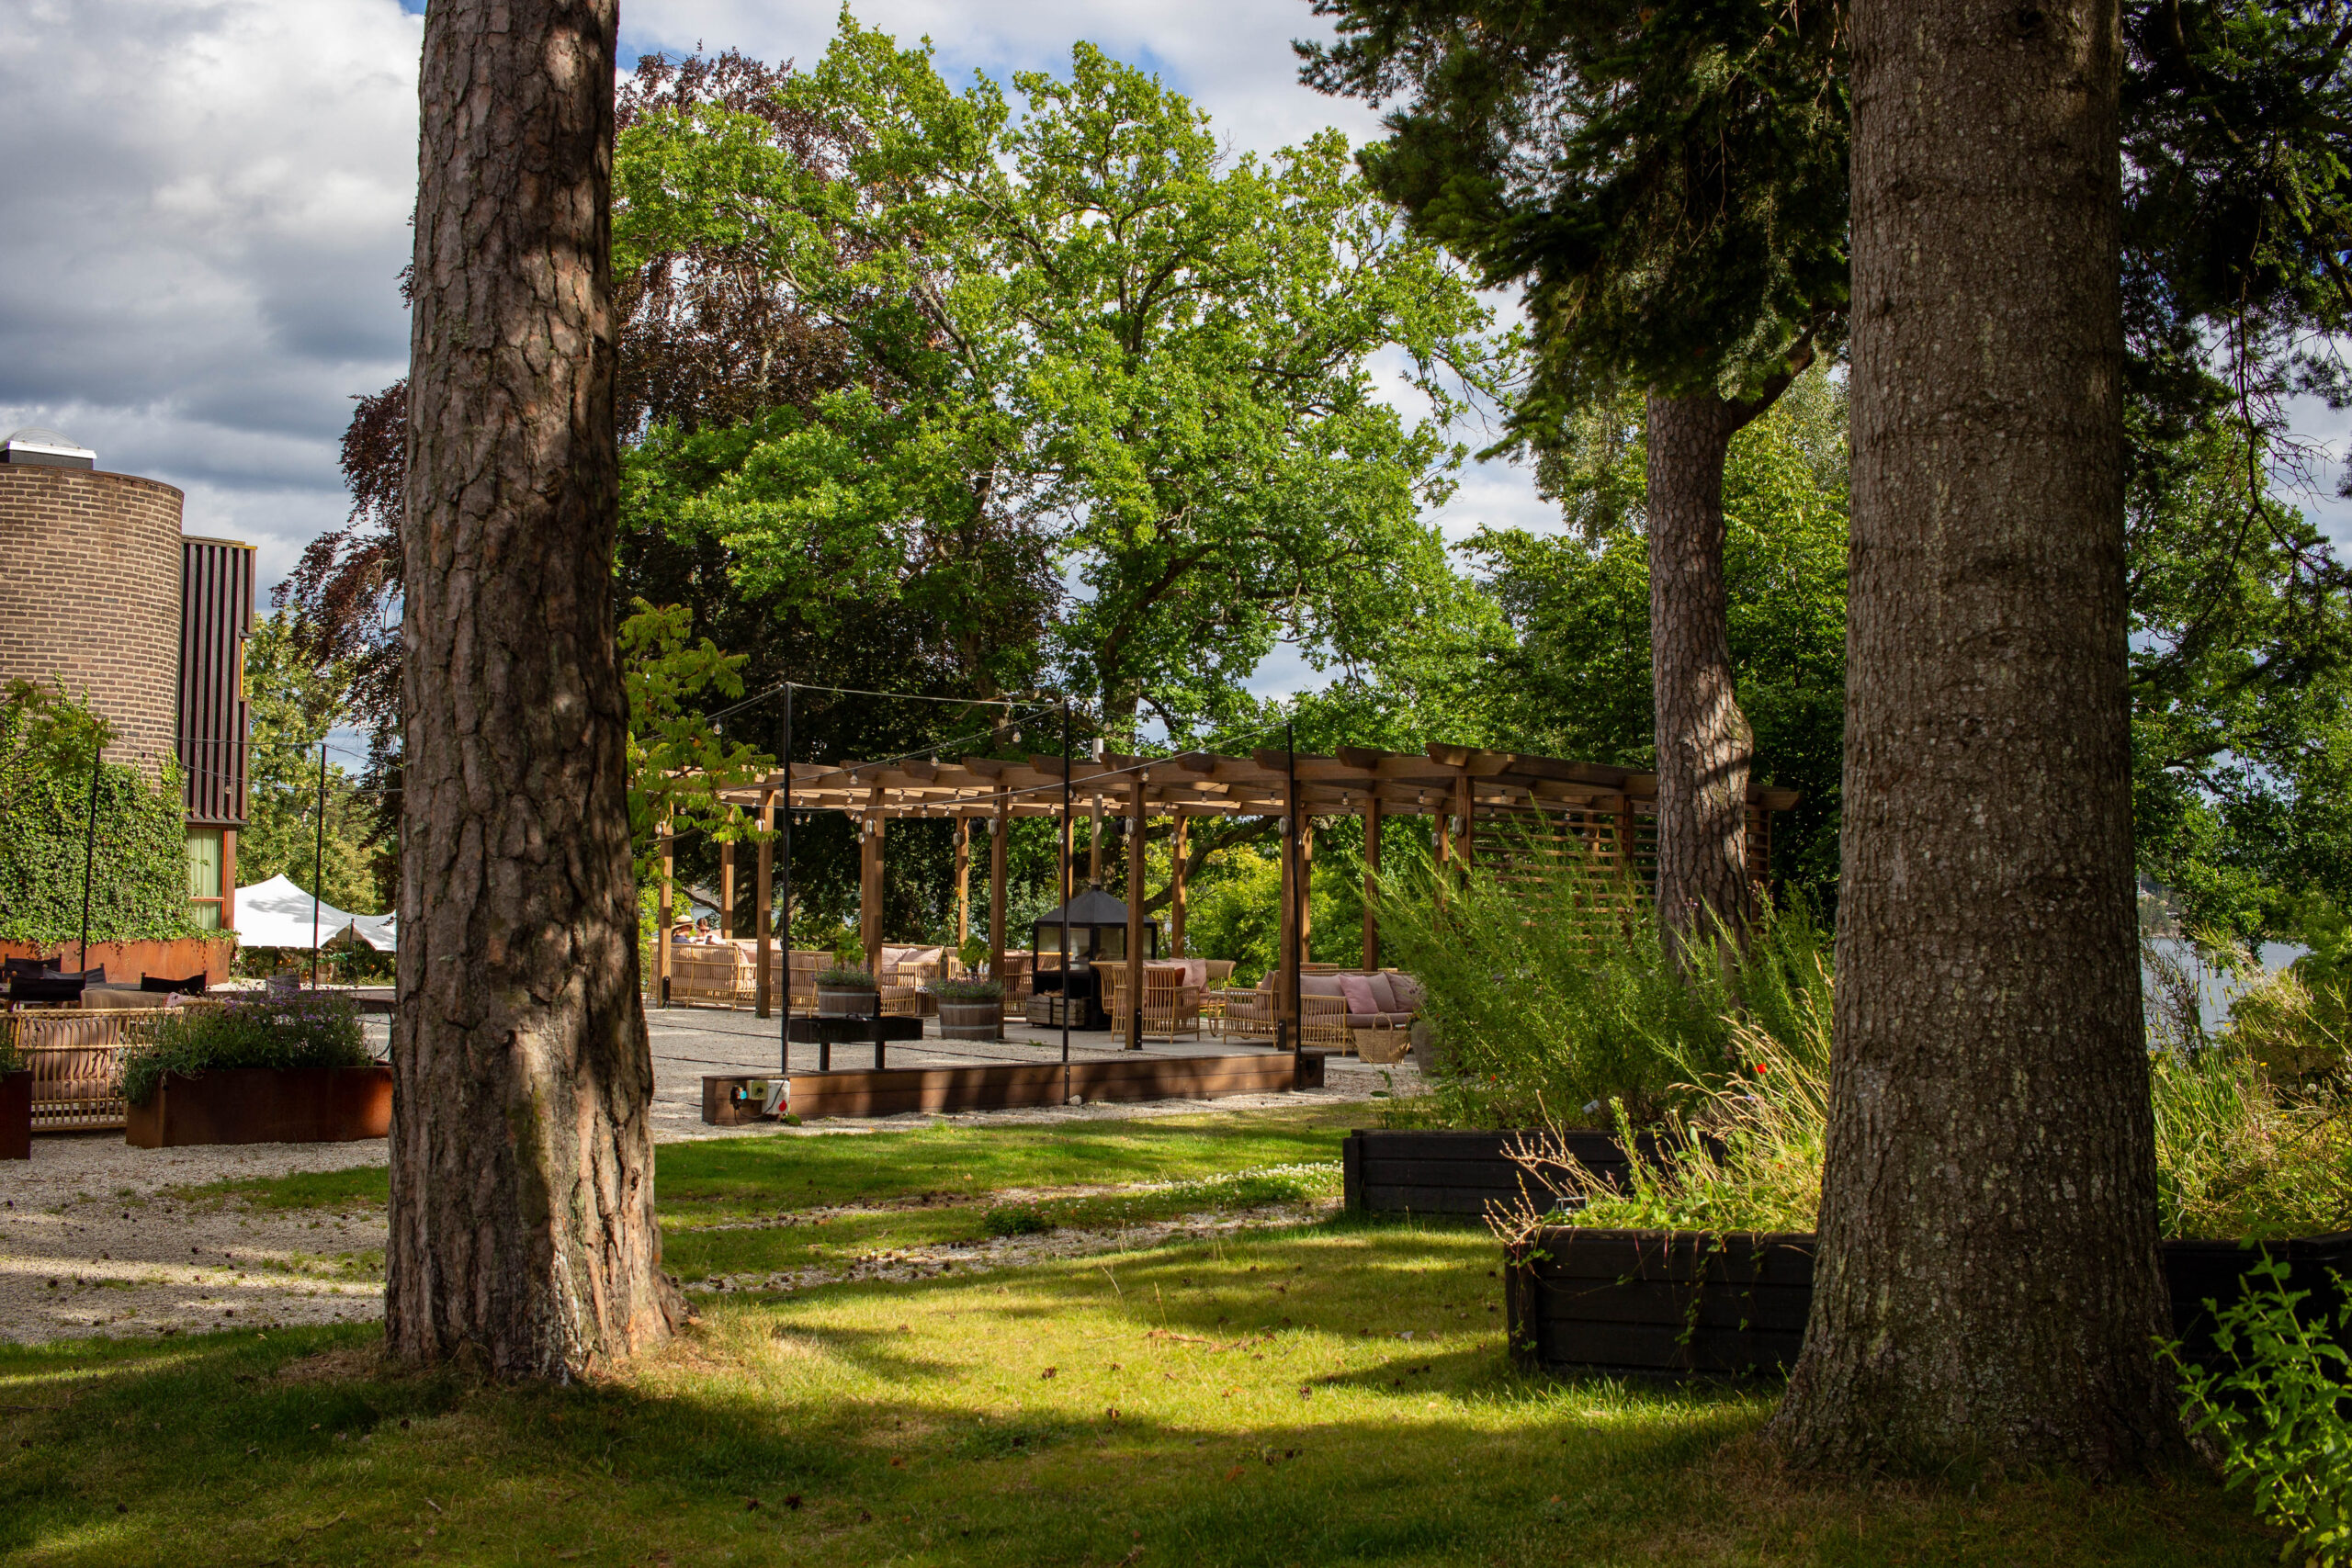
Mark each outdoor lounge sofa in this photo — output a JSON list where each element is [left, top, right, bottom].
[[1221, 968, 1424, 1058]]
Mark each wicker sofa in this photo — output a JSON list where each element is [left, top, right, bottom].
[[1222, 968, 1424, 1058]]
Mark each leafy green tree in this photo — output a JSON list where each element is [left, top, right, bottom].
[[619, 600, 775, 886], [235, 614, 385, 915], [616, 15, 1510, 745], [1300, 0, 1849, 942]]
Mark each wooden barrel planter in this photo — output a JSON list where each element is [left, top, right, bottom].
[[817, 985, 880, 1019], [1504, 1225, 2352, 1379], [0, 1069, 29, 1160], [938, 1000, 1001, 1042], [1340, 1128, 1719, 1218], [125, 1066, 394, 1148]]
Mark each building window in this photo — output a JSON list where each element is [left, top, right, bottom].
[[187, 827, 224, 930]]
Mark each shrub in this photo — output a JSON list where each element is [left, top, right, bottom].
[[120, 993, 373, 1106], [2163, 1258, 2352, 1566], [1373, 840, 1832, 1129], [0, 1027, 23, 1074], [816, 965, 877, 988], [932, 976, 1003, 1002]]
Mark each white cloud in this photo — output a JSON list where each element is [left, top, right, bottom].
[[0, 0, 421, 592], [0, 0, 1555, 634]]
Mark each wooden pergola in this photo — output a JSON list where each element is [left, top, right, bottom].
[[673, 742, 1798, 1051]]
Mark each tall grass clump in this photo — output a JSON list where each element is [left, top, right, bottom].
[[1499, 926, 2352, 1241], [120, 992, 374, 1106], [1372, 838, 1832, 1130]]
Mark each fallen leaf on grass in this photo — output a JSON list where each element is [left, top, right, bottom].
[[1223, 1466, 1245, 1483], [1039, 1367, 1057, 1380]]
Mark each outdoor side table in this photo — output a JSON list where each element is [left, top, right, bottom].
[[786, 1014, 924, 1072]]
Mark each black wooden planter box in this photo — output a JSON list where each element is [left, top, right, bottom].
[[1505, 1225, 2352, 1379], [1340, 1128, 1713, 1218]]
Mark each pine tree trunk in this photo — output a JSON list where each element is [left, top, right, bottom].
[[1768, 0, 2171, 1470], [1646, 391, 1753, 949], [388, 0, 683, 1378]]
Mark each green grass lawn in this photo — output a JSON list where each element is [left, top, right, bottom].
[[5, 1106, 2278, 1564], [0, 1219, 2273, 1567]]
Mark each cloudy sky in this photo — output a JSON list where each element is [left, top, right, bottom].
[[0, 0, 1554, 664], [2, 0, 2343, 662]]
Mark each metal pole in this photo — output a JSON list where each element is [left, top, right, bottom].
[[1061, 697, 1071, 1106], [313, 739, 327, 988], [779, 683, 793, 1076], [77, 742, 100, 975]]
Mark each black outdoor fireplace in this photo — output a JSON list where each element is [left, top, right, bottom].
[[1029, 886, 1159, 1030]]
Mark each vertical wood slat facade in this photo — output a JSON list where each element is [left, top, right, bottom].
[[177, 537, 254, 828]]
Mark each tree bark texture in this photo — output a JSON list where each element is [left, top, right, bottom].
[[389, 0, 682, 1378], [1769, 0, 2171, 1470], [1646, 391, 1754, 947]]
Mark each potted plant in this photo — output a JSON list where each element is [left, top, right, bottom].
[[0, 1026, 28, 1161], [815, 965, 880, 1018], [933, 976, 1004, 1041], [121, 992, 390, 1148]]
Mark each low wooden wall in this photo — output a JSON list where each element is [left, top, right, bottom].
[[1506, 1226, 2352, 1379], [706, 1049, 1322, 1122]]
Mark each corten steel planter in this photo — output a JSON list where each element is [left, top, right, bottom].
[[937, 1000, 1001, 1041], [816, 986, 880, 1019], [0, 1069, 29, 1159], [1504, 1225, 2352, 1380], [0, 936, 232, 988], [124, 1066, 393, 1149]]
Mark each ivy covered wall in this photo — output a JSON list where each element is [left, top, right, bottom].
[[0, 682, 208, 945]]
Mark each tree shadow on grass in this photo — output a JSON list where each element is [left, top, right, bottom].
[[0, 1224, 2284, 1568]]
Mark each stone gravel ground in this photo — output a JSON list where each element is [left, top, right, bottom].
[[1, 1009, 1413, 1346]]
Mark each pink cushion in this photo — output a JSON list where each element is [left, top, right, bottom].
[[1299, 974, 1347, 998], [1388, 972, 1425, 1010], [1180, 958, 1208, 988], [1366, 971, 1398, 1011], [1335, 973, 1381, 1015]]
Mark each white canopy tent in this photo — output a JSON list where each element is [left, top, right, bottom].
[[233, 874, 397, 952]]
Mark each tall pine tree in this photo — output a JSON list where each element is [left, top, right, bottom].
[[1301, 0, 1849, 944]]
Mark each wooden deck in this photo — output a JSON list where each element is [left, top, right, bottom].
[[704, 1047, 1324, 1123]]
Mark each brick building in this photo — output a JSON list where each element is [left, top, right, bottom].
[[0, 427, 254, 929]]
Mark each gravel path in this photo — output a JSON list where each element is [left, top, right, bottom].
[[2, 1011, 1412, 1346]]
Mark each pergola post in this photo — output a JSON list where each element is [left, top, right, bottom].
[[719, 837, 737, 937], [1299, 817, 1317, 963], [1279, 762, 1299, 1045], [1362, 796, 1382, 970], [1453, 774, 1476, 872], [988, 792, 1008, 986], [1614, 793, 1638, 900], [1089, 792, 1104, 888], [1170, 814, 1189, 957], [861, 785, 885, 976], [955, 818, 971, 953], [656, 808, 673, 1006], [1058, 796, 1075, 905], [1125, 778, 1146, 1051], [754, 788, 775, 1019]]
